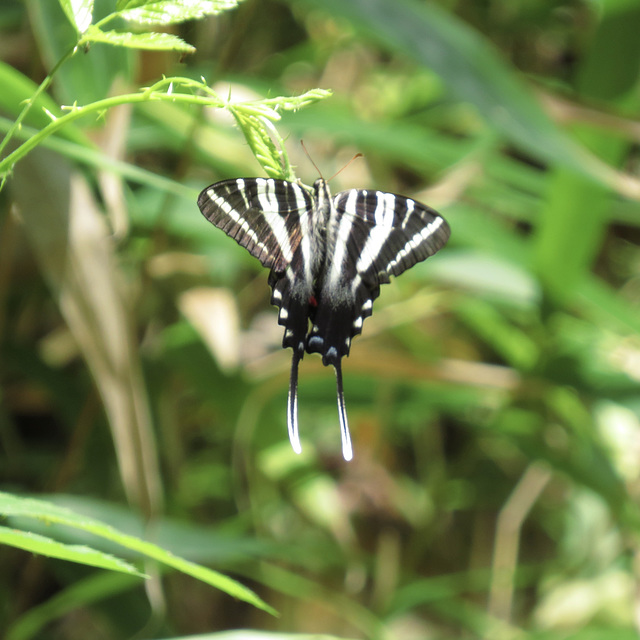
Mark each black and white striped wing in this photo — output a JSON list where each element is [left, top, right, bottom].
[[307, 189, 450, 366], [198, 177, 317, 458], [337, 188, 450, 284], [197, 178, 313, 273]]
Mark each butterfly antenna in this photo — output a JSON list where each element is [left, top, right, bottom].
[[300, 140, 323, 178], [334, 361, 353, 461], [300, 140, 363, 184], [327, 153, 363, 183], [287, 351, 302, 455]]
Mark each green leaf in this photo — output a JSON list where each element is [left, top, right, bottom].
[[29, 0, 130, 107], [227, 88, 332, 179], [57, 0, 94, 33], [532, 5, 640, 301], [455, 298, 540, 371], [116, 0, 241, 25], [0, 492, 277, 616], [81, 25, 196, 52], [297, 0, 616, 187], [0, 525, 146, 577]]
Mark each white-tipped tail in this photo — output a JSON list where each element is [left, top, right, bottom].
[[287, 353, 302, 454], [335, 363, 353, 461]]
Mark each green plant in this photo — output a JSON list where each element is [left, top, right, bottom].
[[2, 0, 640, 638]]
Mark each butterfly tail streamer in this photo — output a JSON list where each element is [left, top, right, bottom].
[[335, 362, 353, 461], [287, 351, 302, 455]]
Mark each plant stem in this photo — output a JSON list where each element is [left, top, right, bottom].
[[0, 45, 77, 158], [0, 86, 222, 180]]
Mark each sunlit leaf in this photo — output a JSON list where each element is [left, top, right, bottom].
[[116, 0, 241, 25], [0, 525, 146, 577], [82, 25, 195, 52], [58, 0, 94, 33]]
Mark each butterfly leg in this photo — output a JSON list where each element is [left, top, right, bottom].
[[334, 361, 353, 461]]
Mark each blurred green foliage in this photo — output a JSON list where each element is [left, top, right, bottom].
[[2, 0, 640, 639]]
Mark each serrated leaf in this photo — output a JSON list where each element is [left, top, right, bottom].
[[116, 0, 240, 26], [0, 525, 146, 577], [58, 0, 94, 33], [82, 26, 195, 53]]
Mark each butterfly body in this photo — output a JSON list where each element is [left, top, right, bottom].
[[198, 176, 450, 460]]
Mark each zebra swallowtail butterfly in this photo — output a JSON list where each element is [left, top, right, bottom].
[[198, 176, 450, 460]]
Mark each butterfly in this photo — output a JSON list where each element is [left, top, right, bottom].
[[198, 176, 450, 459]]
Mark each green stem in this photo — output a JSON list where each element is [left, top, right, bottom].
[[0, 45, 77, 158], [0, 11, 122, 160], [0, 84, 224, 178], [0, 75, 330, 188]]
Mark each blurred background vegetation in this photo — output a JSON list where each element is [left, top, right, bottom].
[[2, 0, 640, 638]]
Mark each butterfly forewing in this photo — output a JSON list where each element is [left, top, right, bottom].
[[197, 178, 313, 273], [333, 188, 451, 282]]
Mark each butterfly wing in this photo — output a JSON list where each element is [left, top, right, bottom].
[[197, 178, 313, 273], [198, 177, 317, 455], [345, 188, 450, 283], [307, 189, 450, 365]]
